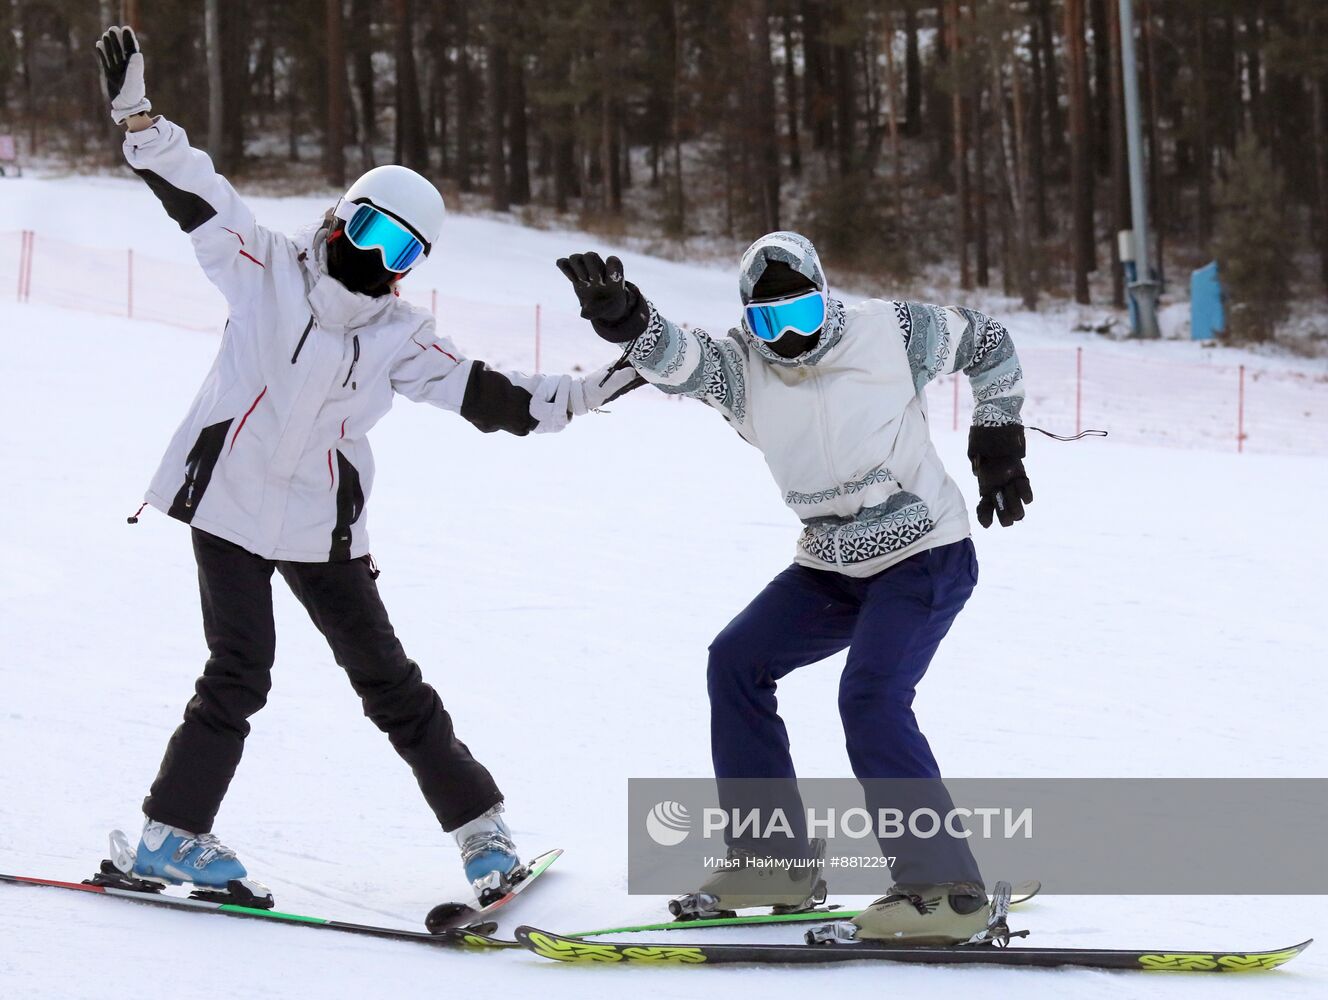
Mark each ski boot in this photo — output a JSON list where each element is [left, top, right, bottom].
[[90, 821, 273, 909], [453, 805, 521, 905], [668, 839, 828, 920], [812, 881, 990, 946]]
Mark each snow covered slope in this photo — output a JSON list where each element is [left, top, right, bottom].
[[0, 175, 1324, 997]]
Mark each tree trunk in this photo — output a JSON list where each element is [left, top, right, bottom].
[[1008, 44, 1038, 310], [550, 44, 575, 212], [1089, 0, 1112, 176], [832, 20, 854, 177], [903, 2, 922, 136], [801, 0, 833, 152], [1313, 78, 1328, 292], [974, 77, 989, 288], [221, 0, 247, 171], [1029, 10, 1050, 238], [1195, 11, 1212, 249], [933, 1, 953, 185], [1141, 0, 1164, 282], [325, 0, 346, 188], [781, 6, 802, 176], [455, 4, 473, 191], [949, 0, 971, 290], [485, 26, 509, 211], [394, 0, 428, 171], [1243, 12, 1263, 142], [883, 8, 904, 221], [508, 54, 531, 204], [1036, 0, 1065, 162], [350, 0, 375, 172], [753, 0, 781, 231], [1065, 0, 1093, 303], [670, 0, 686, 234], [1107, 0, 1128, 308]]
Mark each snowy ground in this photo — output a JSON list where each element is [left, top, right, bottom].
[[1, 174, 1325, 997]]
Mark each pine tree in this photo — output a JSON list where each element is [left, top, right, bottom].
[[1211, 131, 1293, 343]]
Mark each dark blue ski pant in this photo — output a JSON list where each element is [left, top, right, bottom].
[[707, 538, 982, 887]]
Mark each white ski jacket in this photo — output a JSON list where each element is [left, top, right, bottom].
[[125, 117, 635, 562], [626, 297, 1026, 577]]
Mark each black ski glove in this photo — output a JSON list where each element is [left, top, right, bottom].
[[96, 25, 152, 124], [967, 425, 1033, 528], [556, 251, 649, 344]]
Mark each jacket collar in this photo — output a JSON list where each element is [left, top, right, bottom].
[[300, 221, 397, 333]]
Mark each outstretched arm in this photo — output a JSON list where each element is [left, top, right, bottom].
[[390, 317, 640, 436], [97, 25, 275, 308], [895, 301, 1025, 427], [895, 301, 1032, 528], [556, 252, 755, 442]]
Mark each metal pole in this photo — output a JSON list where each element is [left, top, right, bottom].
[[1119, 0, 1160, 337], [204, 0, 223, 163]]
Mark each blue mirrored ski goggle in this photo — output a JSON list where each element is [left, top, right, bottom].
[[744, 289, 827, 342], [334, 200, 426, 272]]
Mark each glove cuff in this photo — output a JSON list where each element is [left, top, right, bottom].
[[967, 423, 1026, 462], [112, 97, 152, 125], [590, 281, 649, 344]]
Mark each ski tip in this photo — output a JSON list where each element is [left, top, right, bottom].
[[434, 925, 520, 949], [529, 848, 564, 870], [515, 925, 709, 965]]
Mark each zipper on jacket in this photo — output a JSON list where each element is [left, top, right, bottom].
[[810, 367, 843, 487], [290, 315, 315, 364], [342, 334, 360, 389]]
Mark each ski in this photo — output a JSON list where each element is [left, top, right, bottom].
[[425, 848, 562, 932], [513, 925, 1312, 972], [568, 879, 1041, 938], [0, 871, 514, 949]]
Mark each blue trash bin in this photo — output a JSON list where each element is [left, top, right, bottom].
[[1191, 262, 1225, 341]]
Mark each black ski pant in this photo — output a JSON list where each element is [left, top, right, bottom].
[[143, 528, 502, 834]]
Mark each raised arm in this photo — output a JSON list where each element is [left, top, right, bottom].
[[98, 25, 277, 308], [389, 315, 640, 436], [628, 306, 753, 435], [556, 252, 754, 442]]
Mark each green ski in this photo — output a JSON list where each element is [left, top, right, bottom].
[[569, 878, 1040, 938]]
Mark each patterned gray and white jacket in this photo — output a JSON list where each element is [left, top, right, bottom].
[[627, 296, 1025, 577]]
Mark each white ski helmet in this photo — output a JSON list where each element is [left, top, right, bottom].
[[340, 164, 445, 255]]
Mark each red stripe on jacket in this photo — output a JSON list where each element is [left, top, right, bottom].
[[229, 386, 268, 453]]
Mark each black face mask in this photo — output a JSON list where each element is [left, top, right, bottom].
[[769, 328, 821, 359], [326, 228, 397, 297], [751, 260, 822, 359]]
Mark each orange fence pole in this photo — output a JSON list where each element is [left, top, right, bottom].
[[16, 231, 25, 302], [20, 230, 33, 303], [1237, 364, 1246, 454], [1075, 346, 1083, 437]]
